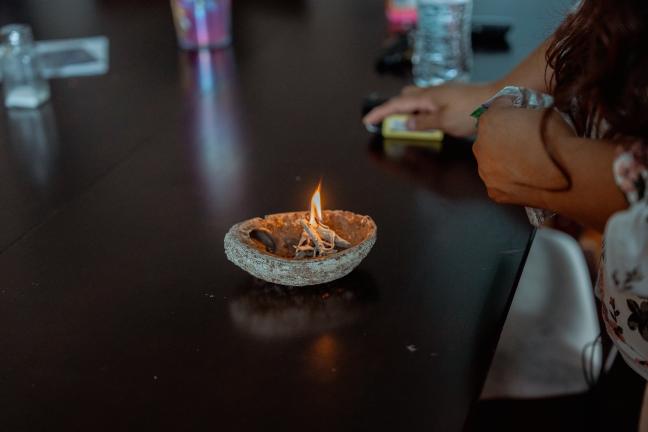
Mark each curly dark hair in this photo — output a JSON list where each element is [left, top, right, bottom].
[[539, 0, 648, 189], [546, 0, 648, 140]]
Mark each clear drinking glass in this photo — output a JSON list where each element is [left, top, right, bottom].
[[1, 24, 50, 108], [412, 0, 473, 87], [171, 0, 232, 50]]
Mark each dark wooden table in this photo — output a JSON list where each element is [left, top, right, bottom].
[[0, 0, 572, 430]]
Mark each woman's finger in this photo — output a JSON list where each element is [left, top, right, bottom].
[[362, 95, 439, 125], [401, 85, 424, 96], [406, 112, 443, 131]]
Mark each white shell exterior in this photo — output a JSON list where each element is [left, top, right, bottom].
[[224, 211, 377, 286]]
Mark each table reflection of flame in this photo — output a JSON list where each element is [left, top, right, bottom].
[[309, 334, 339, 377], [228, 272, 378, 339]]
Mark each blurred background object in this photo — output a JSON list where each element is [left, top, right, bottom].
[[385, 0, 418, 33], [178, 47, 246, 221], [171, 0, 232, 49], [6, 104, 59, 191], [37, 36, 109, 79], [483, 228, 603, 399], [1, 24, 50, 108], [412, 0, 473, 86]]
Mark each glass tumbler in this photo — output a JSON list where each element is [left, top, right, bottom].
[[171, 0, 232, 49], [1, 24, 50, 108]]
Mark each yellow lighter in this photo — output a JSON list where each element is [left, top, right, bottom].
[[381, 114, 444, 142]]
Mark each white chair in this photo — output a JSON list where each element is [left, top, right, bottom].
[[481, 227, 604, 399]]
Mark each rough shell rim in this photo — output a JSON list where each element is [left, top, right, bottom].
[[224, 210, 377, 286]]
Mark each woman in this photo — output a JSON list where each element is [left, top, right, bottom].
[[364, 0, 648, 429]]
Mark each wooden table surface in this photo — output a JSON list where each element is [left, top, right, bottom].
[[0, 0, 572, 430]]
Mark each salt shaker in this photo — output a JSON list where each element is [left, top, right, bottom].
[[1, 24, 50, 109]]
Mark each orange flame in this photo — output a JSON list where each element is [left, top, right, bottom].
[[309, 182, 323, 225]]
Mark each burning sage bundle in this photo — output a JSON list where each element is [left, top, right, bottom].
[[294, 183, 351, 259]]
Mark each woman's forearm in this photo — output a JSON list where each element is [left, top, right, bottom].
[[538, 137, 628, 231], [474, 107, 627, 232], [491, 38, 554, 94], [491, 37, 628, 231]]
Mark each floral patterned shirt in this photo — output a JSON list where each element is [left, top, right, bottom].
[[599, 142, 648, 379]]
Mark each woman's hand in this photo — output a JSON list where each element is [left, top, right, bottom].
[[362, 83, 497, 138], [472, 106, 574, 207]]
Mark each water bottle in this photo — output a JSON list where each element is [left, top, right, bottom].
[[0, 24, 50, 109], [412, 0, 473, 87]]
